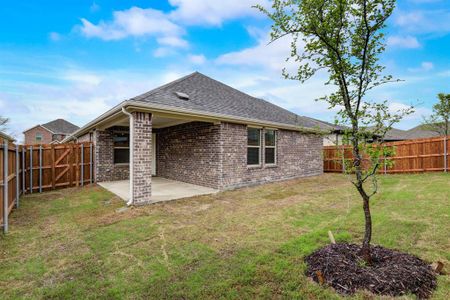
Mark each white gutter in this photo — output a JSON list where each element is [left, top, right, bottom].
[[121, 107, 134, 206]]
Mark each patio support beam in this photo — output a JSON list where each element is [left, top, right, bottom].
[[130, 111, 152, 205]]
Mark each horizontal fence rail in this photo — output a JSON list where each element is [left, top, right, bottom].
[[324, 136, 449, 174], [0, 141, 94, 233]]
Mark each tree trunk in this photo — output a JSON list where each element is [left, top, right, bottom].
[[360, 192, 372, 264], [352, 134, 373, 264]]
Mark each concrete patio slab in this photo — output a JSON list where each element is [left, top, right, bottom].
[[98, 177, 218, 203]]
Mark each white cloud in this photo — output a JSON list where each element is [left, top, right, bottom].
[[387, 35, 421, 49], [188, 54, 206, 65], [393, 9, 450, 35], [0, 61, 186, 140], [408, 61, 434, 72], [79, 7, 187, 47], [438, 70, 450, 77], [168, 0, 270, 26], [389, 102, 432, 125], [216, 32, 297, 71], [153, 47, 177, 58], [63, 70, 103, 86], [156, 36, 189, 48], [90, 1, 100, 13], [49, 32, 61, 41]]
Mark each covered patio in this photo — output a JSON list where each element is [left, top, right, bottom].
[[98, 177, 218, 203], [84, 106, 223, 205]]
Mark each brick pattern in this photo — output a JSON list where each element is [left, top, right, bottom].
[[94, 119, 322, 199], [24, 126, 53, 144], [156, 122, 221, 188], [131, 112, 152, 204], [77, 133, 92, 143], [219, 122, 323, 189], [94, 129, 129, 182]]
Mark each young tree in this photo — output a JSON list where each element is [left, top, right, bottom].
[[256, 0, 413, 263], [0, 116, 8, 131], [422, 93, 450, 172]]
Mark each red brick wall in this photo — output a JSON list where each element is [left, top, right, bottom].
[[156, 122, 221, 189], [94, 129, 129, 182], [24, 126, 53, 144], [131, 112, 152, 204], [156, 121, 323, 190], [219, 122, 323, 189], [94, 120, 323, 191]]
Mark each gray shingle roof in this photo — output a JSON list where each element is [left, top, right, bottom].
[[130, 72, 330, 130], [384, 128, 409, 141], [41, 119, 79, 134], [405, 124, 442, 139]]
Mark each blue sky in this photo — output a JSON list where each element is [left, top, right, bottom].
[[1, 0, 449, 140]]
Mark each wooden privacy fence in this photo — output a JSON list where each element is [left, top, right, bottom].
[[324, 136, 449, 174], [0, 141, 94, 233]]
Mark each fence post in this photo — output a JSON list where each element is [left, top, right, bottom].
[[39, 145, 42, 193], [81, 144, 84, 186], [22, 146, 25, 194], [89, 143, 93, 184], [51, 144, 55, 190], [3, 140, 8, 233], [341, 145, 345, 174], [15, 145, 19, 208], [444, 136, 448, 173], [29, 146, 33, 194]]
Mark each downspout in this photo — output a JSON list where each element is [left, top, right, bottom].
[[122, 107, 134, 206]]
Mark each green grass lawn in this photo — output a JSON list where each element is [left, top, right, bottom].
[[0, 174, 449, 299]]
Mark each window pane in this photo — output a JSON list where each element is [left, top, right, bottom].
[[265, 130, 276, 146], [247, 128, 260, 146], [265, 148, 275, 164], [113, 132, 129, 147], [114, 149, 129, 164], [247, 148, 260, 165]]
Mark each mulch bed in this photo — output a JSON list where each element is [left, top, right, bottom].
[[305, 243, 437, 299]]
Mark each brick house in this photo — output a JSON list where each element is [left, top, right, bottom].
[[65, 72, 328, 205], [23, 119, 79, 145]]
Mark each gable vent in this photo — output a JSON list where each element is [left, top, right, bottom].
[[175, 92, 190, 100]]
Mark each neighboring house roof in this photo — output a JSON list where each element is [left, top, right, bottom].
[[364, 126, 409, 141], [65, 72, 332, 141], [41, 119, 79, 134], [405, 124, 442, 139], [309, 119, 349, 133], [383, 128, 409, 141], [24, 119, 79, 135]]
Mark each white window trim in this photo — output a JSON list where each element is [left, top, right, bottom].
[[264, 129, 277, 167], [247, 127, 262, 167], [35, 133, 43, 142]]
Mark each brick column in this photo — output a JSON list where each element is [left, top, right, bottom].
[[131, 112, 152, 205], [94, 129, 113, 182]]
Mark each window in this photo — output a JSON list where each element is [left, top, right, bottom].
[[264, 129, 277, 165], [247, 127, 261, 165], [113, 131, 130, 164], [35, 133, 42, 142]]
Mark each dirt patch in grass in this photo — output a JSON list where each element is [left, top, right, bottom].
[[305, 243, 437, 298]]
